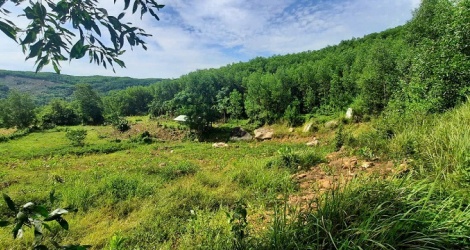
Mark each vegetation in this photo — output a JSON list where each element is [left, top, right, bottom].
[[1, 0, 470, 249], [0, 0, 164, 73]]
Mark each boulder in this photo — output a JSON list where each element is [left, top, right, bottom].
[[306, 137, 320, 147], [303, 122, 313, 132], [212, 142, 229, 148], [345, 108, 353, 120], [254, 128, 274, 140], [229, 127, 253, 141], [325, 120, 339, 129]]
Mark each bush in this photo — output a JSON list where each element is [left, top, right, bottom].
[[130, 131, 153, 144], [65, 129, 87, 147], [114, 118, 131, 132], [283, 103, 303, 127]]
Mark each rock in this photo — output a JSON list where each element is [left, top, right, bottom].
[[342, 158, 358, 169], [306, 137, 320, 147], [345, 108, 353, 119], [229, 127, 253, 141], [288, 127, 294, 133], [325, 120, 339, 129], [361, 162, 374, 169], [303, 122, 314, 132], [212, 142, 229, 148], [254, 128, 274, 140]]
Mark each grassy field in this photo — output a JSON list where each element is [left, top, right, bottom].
[[1, 107, 470, 249]]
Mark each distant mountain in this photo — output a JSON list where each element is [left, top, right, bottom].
[[0, 69, 164, 105]]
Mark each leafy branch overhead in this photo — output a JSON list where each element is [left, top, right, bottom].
[[0, 0, 164, 73]]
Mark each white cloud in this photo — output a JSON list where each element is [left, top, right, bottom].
[[0, 0, 420, 78]]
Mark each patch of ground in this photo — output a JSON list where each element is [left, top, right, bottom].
[[289, 148, 396, 210], [103, 120, 189, 141], [0, 128, 17, 136]]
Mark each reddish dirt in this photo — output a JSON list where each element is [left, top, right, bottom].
[[289, 148, 396, 210]]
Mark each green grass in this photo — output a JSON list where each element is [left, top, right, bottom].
[[1, 106, 470, 249]]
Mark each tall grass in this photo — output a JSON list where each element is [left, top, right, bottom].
[[260, 177, 470, 249]]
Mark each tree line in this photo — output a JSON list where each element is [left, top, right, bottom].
[[0, 0, 469, 132]]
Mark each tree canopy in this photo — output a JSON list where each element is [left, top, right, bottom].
[[0, 0, 164, 73]]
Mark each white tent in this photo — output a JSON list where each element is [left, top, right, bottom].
[[173, 115, 188, 122]]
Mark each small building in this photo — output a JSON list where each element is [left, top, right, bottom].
[[173, 115, 188, 122]]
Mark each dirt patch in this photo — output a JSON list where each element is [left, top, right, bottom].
[[106, 122, 188, 141], [289, 148, 395, 210]]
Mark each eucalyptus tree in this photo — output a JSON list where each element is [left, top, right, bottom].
[[0, 0, 164, 73]]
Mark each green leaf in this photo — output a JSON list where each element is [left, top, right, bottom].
[[118, 12, 125, 20], [57, 217, 69, 230], [52, 61, 60, 74], [34, 220, 43, 238], [3, 193, 16, 212], [45, 208, 68, 221], [113, 58, 125, 68], [12, 222, 23, 239], [0, 20, 17, 41], [22, 29, 38, 45], [148, 8, 160, 21], [49, 190, 56, 204], [33, 205, 49, 217], [26, 40, 43, 60], [70, 39, 84, 59], [23, 6, 35, 19], [124, 0, 130, 10], [33, 245, 48, 250], [132, 0, 139, 14], [35, 56, 49, 73]]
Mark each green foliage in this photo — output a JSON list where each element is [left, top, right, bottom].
[[66, 129, 87, 147], [262, 178, 470, 249], [283, 100, 303, 127], [73, 84, 104, 125], [334, 124, 344, 151], [150, 161, 199, 181], [0, 91, 36, 129], [227, 201, 248, 249], [38, 99, 79, 128], [1, 193, 90, 249], [0, 0, 164, 73], [267, 147, 324, 171], [130, 131, 152, 144]]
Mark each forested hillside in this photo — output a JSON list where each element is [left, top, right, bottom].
[[2, 0, 468, 131], [104, 0, 470, 130], [0, 70, 163, 105]]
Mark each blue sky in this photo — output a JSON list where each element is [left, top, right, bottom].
[[0, 0, 421, 79]]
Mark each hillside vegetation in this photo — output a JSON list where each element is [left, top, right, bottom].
[[0, 70, 163, 105], [1, 0, 470, 249]]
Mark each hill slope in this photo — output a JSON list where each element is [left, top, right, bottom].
[[0, 70, 164, 104]]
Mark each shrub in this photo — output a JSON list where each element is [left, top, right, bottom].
[[65, 129, 87, 147], [130, 131, 152, 144], [114, 118, 131, 132], [283, 103, 303, 127]]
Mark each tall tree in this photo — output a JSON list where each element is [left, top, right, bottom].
[[0, 91, 36, 128], [73, 84, 104, 125]]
